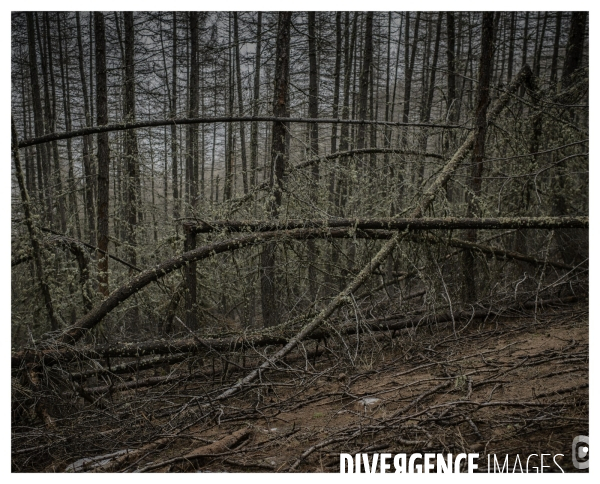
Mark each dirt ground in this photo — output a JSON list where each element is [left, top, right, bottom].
[[181, 304, 589, 473], [12, 301, 588, 473]]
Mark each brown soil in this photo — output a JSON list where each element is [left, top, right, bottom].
[[13, 302, 588, 473]]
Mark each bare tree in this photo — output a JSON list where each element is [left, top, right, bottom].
[[261, 12, 292, 327]]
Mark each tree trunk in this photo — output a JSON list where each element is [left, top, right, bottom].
[[124, 12, 139, 270], [533, 12, 548, 78], [35, 13, 55, 226], [307, 11, 320, 304], [185, 12, 199, 329], [330, 12, 342, 158], [446, 12, 457, 126], [561, 12, 587, 90], [402, 12, 420, 145], [356, 12, 373, 157], [224, 15, 235, 201], [549, 12, 562, 86], [418, 12, 442, 183], [123, 11, 140, 325], [552, 11, 588, 266], [233, 12, 248, 195], [507, 12, 515, 84], [26, 13, 51, 222], [249, 12, 262, 189], [95, 12, 110, 298], [518, 12, 529, 98], [171, 13, 179, 219], [44, 13, 67, 233], [261, 12, 292, 327], [57, 13, 82, 240], [76, 12, 96, 247], [462, 12, 495, 303]]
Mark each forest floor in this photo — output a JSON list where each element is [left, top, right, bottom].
[[14, 301, 588, 473], [171, 303, 589, 473]]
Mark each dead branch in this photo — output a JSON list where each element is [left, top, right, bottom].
[[413, 232, 581, 271]]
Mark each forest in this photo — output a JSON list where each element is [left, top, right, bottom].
[[11, 11, 588, 472]]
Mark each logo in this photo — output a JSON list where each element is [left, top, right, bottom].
[[572, 435, 589, 470]]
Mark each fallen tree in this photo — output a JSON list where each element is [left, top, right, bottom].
[[15, 295, 581, 372], [34, 221, 580, 349], [183, 216, 587, 234]]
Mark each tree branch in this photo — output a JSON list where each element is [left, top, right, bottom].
[[17, 117, 470, 149]]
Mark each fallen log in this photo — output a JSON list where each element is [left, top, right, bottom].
[[14, 293, 583, 371], [73, 347, 329, 396], [73, 295, 585, 396], [183, 216, 587, 235]]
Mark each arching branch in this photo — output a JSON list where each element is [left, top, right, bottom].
[[17, 116, 470, 149]]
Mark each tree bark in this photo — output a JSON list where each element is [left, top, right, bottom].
[[171, 13, 179, 219], [446, 12, 457, 127], [356, 12, 373, 157], [250, 12, 262, 189], [123, 12, 139, 271], [43, 13, 67, 233], [19, 115, 464, 149], [233, 12, 249, 195], [518, 12, 529, 99], [462, 12, 495, 303], [261, 12, 292, 327], [224, 14, 235, 201], [185, 12, 199, 329], [533, 12, 548, 78], [549, 12, 562, 86], [418, 12, 442, 183], [185, 216, 587, 234], [76, 12, 96, 247], [35, 13, 55, 226], [57, 13, 82, 240], [94, 12, 110, 298], [307, 11, 320, 304], [506, 12, 515, 84], [402, 12, 420, 145]]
